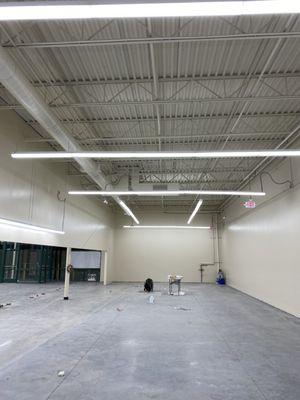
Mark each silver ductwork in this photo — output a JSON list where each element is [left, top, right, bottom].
[[0, 46, 138, 222]]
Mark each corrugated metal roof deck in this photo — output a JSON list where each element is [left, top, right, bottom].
[[0, 13, 299, 212]]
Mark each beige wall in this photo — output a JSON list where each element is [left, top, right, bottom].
[[221, 157, 300, 317], [0, 111, 116, 282], [113, 213, 218, 283]]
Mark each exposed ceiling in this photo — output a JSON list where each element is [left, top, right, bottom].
[[0, 12, 300, 214]]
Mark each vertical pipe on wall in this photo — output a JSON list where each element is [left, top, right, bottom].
[[212, 214, 220, 275], [63, 247, 71, 300], [215, 214, 220, 271]]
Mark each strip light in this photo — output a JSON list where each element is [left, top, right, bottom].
[[118, 200, 140, 224], [69, 190, 265, 197], [11, 150, 300, 160], [0, 217, 65, 234], [0, 1, 299, 21], [187, 199, 203, 224], [123, 225, 211, 229]]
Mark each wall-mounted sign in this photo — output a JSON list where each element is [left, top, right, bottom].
[[243, 199, 256, 209]]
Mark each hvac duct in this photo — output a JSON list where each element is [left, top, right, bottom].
[[0, 46, 138, 222]]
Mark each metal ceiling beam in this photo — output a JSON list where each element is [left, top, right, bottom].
[[108, 167, 253, 173], [114, 207, 221, 214], [5, 31, 300, 49], [24, 130, 288, 144], [50, 94, 300, 108], [1, 94, 300, 111], [23, 111, 300, 126], [0, 45, 138, 221], [20, 71, 300, 88], [140, 178, 242, 184]]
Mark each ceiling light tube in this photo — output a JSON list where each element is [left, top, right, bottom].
[[123, 225, 211, 229], [11, 150, 300, 159], [187, 199, 203, 224], [0, 1, 299, 21], [68, 190, 265, 197], [118, 200, 139, 224], [0, 217, 65, 234]]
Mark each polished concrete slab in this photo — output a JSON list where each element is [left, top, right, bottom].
[[0, 283, 299, 400]]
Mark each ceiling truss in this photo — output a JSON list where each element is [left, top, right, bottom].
[[0, 13, 300, 213]]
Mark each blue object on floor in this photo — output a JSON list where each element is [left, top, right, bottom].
[[216, 270, 226, 285]]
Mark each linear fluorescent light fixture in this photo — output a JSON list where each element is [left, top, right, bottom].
[[69, 190, 265, 197], [118, 200, 139, 224], [187, 199, 203, 224], [0, 1, 299, 21], [123, 225, 211, 229], [0, 217, 65, 234], [11, 150, 300, 160]]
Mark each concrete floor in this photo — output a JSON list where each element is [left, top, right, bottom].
[[0, 283, 299, 400]]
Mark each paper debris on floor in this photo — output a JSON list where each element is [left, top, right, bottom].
[[174, 306, 191, 311], [148, 295, 155, 304], [57, 371, 65, 377]]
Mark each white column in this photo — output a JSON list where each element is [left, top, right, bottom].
[[103, 251, 108, 286], [63, 247, 72, 300]]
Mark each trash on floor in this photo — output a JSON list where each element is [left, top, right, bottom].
[[216, 269, 226, 285], [29, 293, 47, 299], [116, 307, 124, 312], [0, 303, 12, 309], [168, 275, 183, 295], [174, 306, 191, 311], [57, 371, 65, 377], [148, 295, 155, 304]]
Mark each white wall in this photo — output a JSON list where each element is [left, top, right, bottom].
[[221, 157, 300, 317], [0, 111, 115, 282], [114, 213, 218, 283]]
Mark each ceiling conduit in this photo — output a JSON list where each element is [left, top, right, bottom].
[[0, 45, 139, 223]]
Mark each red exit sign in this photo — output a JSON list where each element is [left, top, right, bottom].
[[244, 199, 256, 209]]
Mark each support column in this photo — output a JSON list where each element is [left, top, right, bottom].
[[63, 247, 71, 300], [103, 251, 108, 286]]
